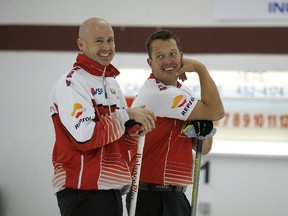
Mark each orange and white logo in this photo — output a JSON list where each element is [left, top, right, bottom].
[[171, 95, 187, 108], [71, 103, 86, 118]]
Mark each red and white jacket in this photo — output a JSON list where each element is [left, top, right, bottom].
[[131, 74, 198, 186], [50, 54, 137, 194]]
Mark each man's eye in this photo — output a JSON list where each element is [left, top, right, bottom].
[[107, 39, 114, 43], [156, 55, 163, 59], [96, 40, 103, 44]]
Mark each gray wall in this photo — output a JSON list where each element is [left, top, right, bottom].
[[0, 1, 288, 216]]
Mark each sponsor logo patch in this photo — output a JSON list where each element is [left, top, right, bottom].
[[71, 103, 91, 129], [181, 98, 195, 116], [171, 95, 187, 108], [71, 103, 86, 118], [91, 88, 104, 96]]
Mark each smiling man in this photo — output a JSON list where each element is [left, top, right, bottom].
[[77, 18, 115, 66], [50, 17, 156, 216], [126, 30, 224, 216]]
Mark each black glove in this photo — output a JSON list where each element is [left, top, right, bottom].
[[125, 120, 142, 135], [190, 120, 213, 137]]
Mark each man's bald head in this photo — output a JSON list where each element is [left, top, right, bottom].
[[77, 17, 115, 66], [79, 17, 112, 40]]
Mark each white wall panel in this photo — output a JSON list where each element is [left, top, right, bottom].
[[1, 0, 288, 26]]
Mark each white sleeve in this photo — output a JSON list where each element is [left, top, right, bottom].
[[133, 82, 198, 121], [52, 74, 96, 142]]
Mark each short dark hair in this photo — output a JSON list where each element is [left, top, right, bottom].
[[145, 30, 181, 58]]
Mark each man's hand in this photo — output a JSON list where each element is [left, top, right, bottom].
[[191, 120, 213, 137], [183, 120, 216, 140], [176, 58, 206, 82], [126, 106, 156, 136]]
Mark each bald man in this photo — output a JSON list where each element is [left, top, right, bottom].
[[50, 17, 156, 216]]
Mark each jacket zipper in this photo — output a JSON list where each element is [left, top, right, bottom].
[[102, 66, 112, 114]]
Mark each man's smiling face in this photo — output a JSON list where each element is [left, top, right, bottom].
[[78, 19, 115, 66], [147, 39, 183, 86]]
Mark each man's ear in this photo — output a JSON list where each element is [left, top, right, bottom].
[[77, 38, 85, 51], [147, 58, 152, 68]]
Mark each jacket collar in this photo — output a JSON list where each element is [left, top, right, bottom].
[[73, 53, 120, 77], [148, 73, 182, 88]]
